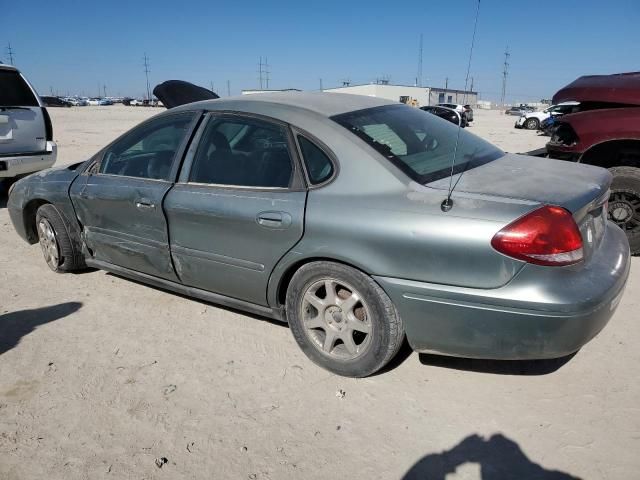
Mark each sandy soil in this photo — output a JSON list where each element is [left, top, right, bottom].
[[0, 106, 638, 480]]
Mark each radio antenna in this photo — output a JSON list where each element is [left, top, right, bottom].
[[442, 0, 481, 212]]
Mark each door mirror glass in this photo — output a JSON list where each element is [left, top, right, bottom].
[[99, 113, 193, 180]]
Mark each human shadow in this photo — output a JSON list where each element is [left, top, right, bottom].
[[403, 433, 581, 479], [0, 302, 83, 354], [419, 353, 575, 376]]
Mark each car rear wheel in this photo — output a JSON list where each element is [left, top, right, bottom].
[[524, 118, 539, 130], [608, 167, 640, 255], [36, 204, 85, 272], [286, 261, 404, 377]]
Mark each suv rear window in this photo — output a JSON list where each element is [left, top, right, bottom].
[[332, 104, 504, 184], [0, 69, 39, 107]]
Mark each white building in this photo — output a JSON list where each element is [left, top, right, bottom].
[[324, 83, 478, 108]]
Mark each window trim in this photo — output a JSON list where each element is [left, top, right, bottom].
[[177, 110, 306, 192], [92, 111, 201, 183], [291, 127, 339, 189]]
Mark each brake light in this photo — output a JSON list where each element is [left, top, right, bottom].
[[42, 107, 53, 141], [491, 205, 583, 266]]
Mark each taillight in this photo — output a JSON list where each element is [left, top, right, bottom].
[[42, 107, 53, 141], [491, 205, 583, 266]]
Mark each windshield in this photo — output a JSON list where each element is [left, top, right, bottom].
[[332, 104, 504, 183]]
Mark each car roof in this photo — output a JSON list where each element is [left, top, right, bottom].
[[0, 64, 19, 72], [173, 91, 396, 118]]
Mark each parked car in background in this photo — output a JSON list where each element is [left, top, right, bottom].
[[7, 89, 630, 377], [515, 101, 580, 130], [98, 98, 113, 106], [63, 97, 81, 106], [0, 64, 57, 185], [545, 72, 640, 254], [41, 96, 72, 108], [505, 106, 526, 116], [421, 105, 467, 127], [87, 98, 101, 106], [437, 103, 473, 122], [129, 98, 144, 106]]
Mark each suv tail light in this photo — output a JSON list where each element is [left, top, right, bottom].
[[491, 205, 583, 266], [42, 107, 53, 141]]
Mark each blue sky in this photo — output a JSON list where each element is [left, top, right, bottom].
[[2, 0, 638, 102]]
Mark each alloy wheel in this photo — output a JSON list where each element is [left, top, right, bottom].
[[300, 278, 372, 360], [38, 218, 60, 270]]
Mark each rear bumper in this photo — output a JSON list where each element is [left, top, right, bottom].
[[0, 141, 57, 178], [375, 222, 630, 360]]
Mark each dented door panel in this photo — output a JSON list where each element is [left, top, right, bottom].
[[70, 174, 178, 281]]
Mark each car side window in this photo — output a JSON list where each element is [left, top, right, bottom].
[[99, 113, 193, 180], [189, 116, 293, 188], [297, 136, 334, 185]]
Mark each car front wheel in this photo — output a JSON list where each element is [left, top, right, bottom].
[[525, 118, 539, 130], [286, 261, 405, 377], [35, 204, 85, 272], [608, 166, 640, 255]]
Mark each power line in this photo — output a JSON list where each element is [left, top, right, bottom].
[[6, 42, 15, 65], [500, 46, 510, 106], [143, 53, 151, 101]]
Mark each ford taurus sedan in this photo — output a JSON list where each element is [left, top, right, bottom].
[[7, 92, 630, 377]]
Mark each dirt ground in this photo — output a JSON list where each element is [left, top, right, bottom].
[[1, 106, 638, 480]]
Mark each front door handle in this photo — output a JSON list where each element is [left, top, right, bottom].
[[135, 198, 156, 210], [257, 211, 291, 228]]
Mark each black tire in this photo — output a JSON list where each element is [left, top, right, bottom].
[[35, 204, 86, 272], [608, 166, 640, 255], [524, 117, 539, 130], [286, 261, 404, 377]]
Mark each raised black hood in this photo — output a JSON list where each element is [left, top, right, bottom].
[[153, 80, 219, 108]]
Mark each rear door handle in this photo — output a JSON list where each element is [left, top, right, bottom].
[[135, 198, 156, 210], [257, 211, 291, 228]]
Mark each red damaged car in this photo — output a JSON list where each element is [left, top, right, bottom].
[[547, 72, 640, 254]]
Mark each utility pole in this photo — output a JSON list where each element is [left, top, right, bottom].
[[98, 82, 101, 97], [417, 33, 423, 87], [445, 77, 449, 89], [501, 46, 510, 106], [103, 84, 107, 98], [227, 80, 231, 97], [319, 78, 323, 91], [6, 42, 15, 65], [258, 57, 271, 90], [470, 76, 474, 92], [143, 53, 151, 101], [210, 81, 215, 93]]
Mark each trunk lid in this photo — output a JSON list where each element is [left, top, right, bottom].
[[428, 154, 612, 261], [0, 67, 47, 155], [428, 153, 610, 213]]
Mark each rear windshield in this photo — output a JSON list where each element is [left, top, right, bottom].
[[332, 104, 504, 183], [0, 69, 39, 107]]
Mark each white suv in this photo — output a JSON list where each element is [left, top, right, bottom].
[[0, 64, 57, 183], [515, 101, 580, 130]]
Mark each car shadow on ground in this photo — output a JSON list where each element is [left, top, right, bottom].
[[0, 302, 83, 355], [403, 433, 581, 480], [418, 352, 575, 376]]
